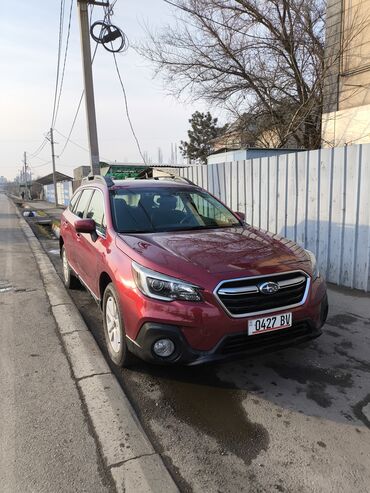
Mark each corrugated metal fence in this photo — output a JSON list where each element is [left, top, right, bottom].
[[178, 144, 370, 291]]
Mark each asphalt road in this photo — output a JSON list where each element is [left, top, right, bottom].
[[35, 221, 370, 493]]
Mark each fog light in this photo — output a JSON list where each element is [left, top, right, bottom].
[[152, 339, 175, 358]]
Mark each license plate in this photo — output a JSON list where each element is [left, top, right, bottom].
[[248, 312, 292, 336]]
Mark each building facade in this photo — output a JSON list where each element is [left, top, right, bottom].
[[322, 0, 370, 146], [36, 172, 73, 206]]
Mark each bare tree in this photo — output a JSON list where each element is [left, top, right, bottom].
[[139, 0, 330, 149]]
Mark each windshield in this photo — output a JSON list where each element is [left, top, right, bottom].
[[110, 187, 242, 233]]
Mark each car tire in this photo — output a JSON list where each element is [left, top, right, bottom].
[[102, 283, 135, 367], [61, 245, 79, 289]]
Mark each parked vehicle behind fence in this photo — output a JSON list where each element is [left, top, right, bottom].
[[60, 175, 328, 367]]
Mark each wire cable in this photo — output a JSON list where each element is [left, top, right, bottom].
[[31, 154, 51, 163], [58, 2, 144, 167], [90, 0, 128, 53], [55, 128, 113, 163], [27, 1, 67, 163], [100, 1, 146, 165], [51, 0, 66, 129], [29, 160, 53, 169], [28, 138, 49, 159], [57, 92, 84, 157], [112, 52, 147, 165], [54, 0, 74, 128], [55, 128, 90, 153], [58, 42, 99, 158]]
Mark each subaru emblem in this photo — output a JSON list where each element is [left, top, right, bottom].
[[259, 281, 279, 294]]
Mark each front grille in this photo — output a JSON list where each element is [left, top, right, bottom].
[[218, 322, 311, 355], [215, 271, 309, 317]]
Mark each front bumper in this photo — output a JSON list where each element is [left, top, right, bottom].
[[126, 294, 328, 366]]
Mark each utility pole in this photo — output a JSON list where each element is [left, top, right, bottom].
[[23, 152, 28, 199], [49, 128, 59, 206], [77, 0, 101, 175]]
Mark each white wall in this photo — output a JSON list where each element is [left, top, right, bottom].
[[178, 144, 370, 291], [43, 181, 73, 206], [322, 104, 370, 147]]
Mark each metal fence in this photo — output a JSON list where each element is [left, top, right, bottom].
[[178, 144, 370, 291]]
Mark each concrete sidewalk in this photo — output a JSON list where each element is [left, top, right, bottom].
[[0, 194, 113, 492]]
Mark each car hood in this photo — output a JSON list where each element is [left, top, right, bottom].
[[117, 226, 311, 284]]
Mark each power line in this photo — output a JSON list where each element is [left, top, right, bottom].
[[26, 151, 52, 169], [27, 2, 67, 163], [112, 52, 147, 165], [58, 92, 85, 157], [54, 0, 74, 128], [28, 138, 49, 159], [75, 1, 145, 166], [31, 154, 51, 163], [29, 160, 52, 169], [90, 2, 128, 55], [58, 3, 98, 159], [58, 42, 99, 158], [28, 0, 73, 166], [100, 2, 146, 165], [55, 128, 90, 153], [49, 1, 146, 171], [51, 0, 66, 129], [59, 2, 143, 167], [55, 128, 113, 163]]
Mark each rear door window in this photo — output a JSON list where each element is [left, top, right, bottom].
[[74, 189, 93, 218]]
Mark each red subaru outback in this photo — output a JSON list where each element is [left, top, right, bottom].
[[60, 175, 328, 367]]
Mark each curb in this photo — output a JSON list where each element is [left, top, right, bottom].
[[11, 198, 179, 493]]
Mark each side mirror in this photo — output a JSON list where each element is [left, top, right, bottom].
[[74, 218, 96, 234], [234, 211, 246, 222]]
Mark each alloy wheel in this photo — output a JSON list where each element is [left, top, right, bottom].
[[105, 295, 121, 353], [62, 248, 69, 284]]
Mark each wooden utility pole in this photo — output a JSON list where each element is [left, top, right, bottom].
[[23, 151, 28, 199], [49, 128, 59, 206], [77, 0, 101, 175]]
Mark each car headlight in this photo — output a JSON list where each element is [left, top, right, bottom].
[[132, 261, 202, 302], [305, 249, 319, 280]]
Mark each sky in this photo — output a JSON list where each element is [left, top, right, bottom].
[[0, 0, 213, 181]]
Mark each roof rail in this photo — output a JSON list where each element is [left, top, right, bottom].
[[82, 174, 115, 188], [158, 175, 197, 186], [137, 167, 197, 187], [174, 176, 197, 186]]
